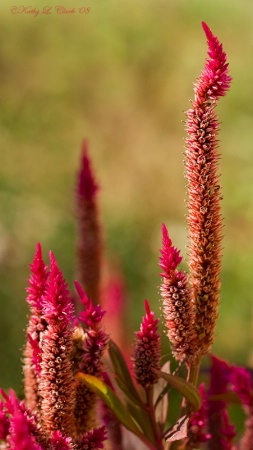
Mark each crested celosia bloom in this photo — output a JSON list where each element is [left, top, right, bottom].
[[185, 22, 232, 356], [39, 252, 75, 438], [133, 299, 161, 389], [160, 224, 197, 362], [73, 281, 108, 434], [76, 140, 101, 307], [23, 243, 49, 413]]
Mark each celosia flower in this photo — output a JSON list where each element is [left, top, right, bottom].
[[75, 426, 107, 450], [207, 356, 235, 449], [186, 383, 211, 448], [101, 266, 128, 353], [39, 252, 75, 438], [73, 281, 108, 434], [3, 390, 43, 450], [229, 366, 253, 408], [229, 366, 253, 449], [160, 224, 197, 362], [0, 399, 10, 440], [76, 140, 101, 306], [133, 299, 161, 389], [185, 22, 232, 356], [195, 22, 232, 102], [23, 243, 48, 413], [49, 430, 74, 450]]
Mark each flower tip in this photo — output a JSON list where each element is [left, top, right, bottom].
[[161, 223, 171, 247], [78, 140, 99, 199], [75, 280, 89, 307], [49, 250, 56, 266], [144, 299, 151, 316], [74, 280, 85, 298], [81, 138, 89, 155], [35, 242, 42, 257], [201, 21, 212, 39]]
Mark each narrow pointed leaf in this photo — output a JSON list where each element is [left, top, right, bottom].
[[208, 391, 240, 404], [127, 402, 155, 444], [76, 372, 143, 437], [113, 375, 144, 405], [157, 371, 201, 411], [108, 340, 143, 406]]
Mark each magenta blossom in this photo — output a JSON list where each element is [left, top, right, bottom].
[[133, 299, 161, 389]]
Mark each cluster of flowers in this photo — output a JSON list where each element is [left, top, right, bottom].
[[1, 22, 252, 450]]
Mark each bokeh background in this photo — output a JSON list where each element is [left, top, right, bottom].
[[1, 0, 253, 395]]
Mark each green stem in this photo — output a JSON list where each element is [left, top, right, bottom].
[[170, 359, 202, 450], [145, 387, 164, 450], [188, 358, 201, 387]]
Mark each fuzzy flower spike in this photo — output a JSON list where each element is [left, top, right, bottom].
[[185, 22, 232, 356], [39, 252, 75, 438], [72, 281, 108, 435], [133, 299, 161, 389], [23, 243, 48, 413], [76, 140, 101, 307], [160, 224, 197, 363]]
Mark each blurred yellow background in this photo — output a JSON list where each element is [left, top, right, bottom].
[[1, 0, 253, 393]]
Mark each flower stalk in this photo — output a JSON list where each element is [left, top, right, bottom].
[[185, 21, 232, 357]]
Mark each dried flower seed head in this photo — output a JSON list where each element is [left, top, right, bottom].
[[76, 140, 101, 307], [185, 23, 231, 356], [133, 300, 161, 389], [160, 224, 197, 362]]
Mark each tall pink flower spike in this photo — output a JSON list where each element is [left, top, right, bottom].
[[160, 224, 197, 362], [133, 299, 161, 389], [39, 252, 75, 438], [185, 22, 232, 356], [76, 140, 101, 307], [23, 243, 48, 412]]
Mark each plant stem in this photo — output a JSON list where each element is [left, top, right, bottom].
[[188, 358, 201, 387], [145, 387, 164, 450]]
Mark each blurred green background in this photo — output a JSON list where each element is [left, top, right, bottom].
[[1, 0, 253, 394]]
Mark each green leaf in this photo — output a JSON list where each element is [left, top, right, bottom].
[[127, 401, 155, 444], [208, 391, 240, 404], [76, 372, 143, 437], [108, 339, 143, 406], [157, 371, 202, 411]]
